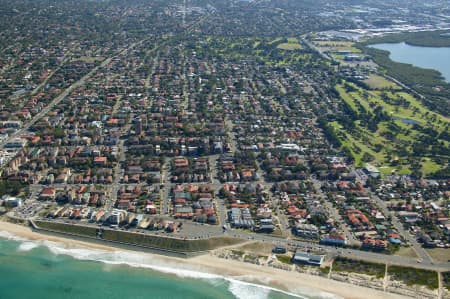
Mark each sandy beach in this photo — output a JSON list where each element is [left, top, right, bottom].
[[0, 220, 410, 299]]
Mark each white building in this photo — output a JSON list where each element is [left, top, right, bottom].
[[2, 196, 22, 207]]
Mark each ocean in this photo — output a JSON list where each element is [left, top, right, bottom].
[[0, 232, 336, 299]]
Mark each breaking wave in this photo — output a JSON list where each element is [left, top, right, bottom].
[[0, 231, 341, 299], [0, 231, 28, 242], [228, 279, 271, 299], [17, 241, 39, 252]]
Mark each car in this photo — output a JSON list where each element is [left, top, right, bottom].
[[272, 246, 287, 254]]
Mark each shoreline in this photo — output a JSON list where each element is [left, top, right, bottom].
[[0, 220, 410, 299]]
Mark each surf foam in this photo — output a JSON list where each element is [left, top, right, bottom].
[[228, 279, 271, 299], [0, 231, 28, 242], [17, 241, 39, 252]]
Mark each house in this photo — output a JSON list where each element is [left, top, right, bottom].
[[320, 233, 347, 246], [174, 157, 189, 168], [276, 143, 300, 152], [258, 218, 275, 232], [229, 207, 254, 228], [94, 156, 107, 165], [144, 201, 157, 214], [361, 238, 388, 251], [39, 188, 56, 200], [174, 206, 194, 219], [4, 138, 27, 148], [109, 209, 127, 225], [294, 223, 319, 239], [364, 164, 380, 178], [398, 211, 419, 224]]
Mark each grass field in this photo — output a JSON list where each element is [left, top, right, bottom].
[[363, 74, 400, 90], [277, 37, 302, 50], [276, 254, 293, 265], [378, 165, 411, 176], [235, 241, 275, 255], [313, 40, 361, 53], [277, 43, 302, 50], [269, 37, 284, 45], [425, 248, 450, 262], [393, 246, 418, 259]]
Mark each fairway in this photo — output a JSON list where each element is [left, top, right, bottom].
[[332, 81, 450, 176]]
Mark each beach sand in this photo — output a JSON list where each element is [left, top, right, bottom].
[[0, 220, 410, 299]]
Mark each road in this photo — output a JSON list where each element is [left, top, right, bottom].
[[208, 154, 228, 226], [28, 207, 450, 272], [108, 138, 128, 212], [351, 168, 433, 262], [311, 179, 357, 244], [223, 230, 450, 272], [302, 38, 334, 62], [273, 194, 291, 238], [14, 199, 450, 272], [370, 191, 433, 263], [160, 159, 171, 215]]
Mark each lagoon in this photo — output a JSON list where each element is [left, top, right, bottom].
[[370, 42, 450, 82]]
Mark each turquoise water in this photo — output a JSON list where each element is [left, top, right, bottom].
[[0, 233, 325, 299], [370, 42, 450, 82]]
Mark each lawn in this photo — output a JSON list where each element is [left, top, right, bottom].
[[236, 241, 275, 255], [330, 121, 385, 166], [379, 165, 411, 176], [313, 40, 360, 52], [421, 159, 442, 176], [269, 37, 283, 44], [425, 248, 450, 262], [277, 43, 302, 50], [314, 41, 355, 47], [276, 254, 293, 265], [363, 74, 400, 90], [393, 246, 418, 259]]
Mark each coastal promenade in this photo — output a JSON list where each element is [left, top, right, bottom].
[[23, 216, 450, 273]]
